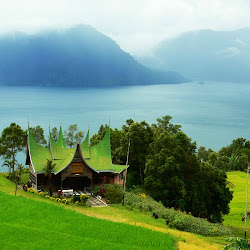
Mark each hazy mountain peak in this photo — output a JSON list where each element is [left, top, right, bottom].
[[0, 25, 188, 87]]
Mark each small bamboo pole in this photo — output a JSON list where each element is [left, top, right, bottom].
[[122, 138, 131, 206]]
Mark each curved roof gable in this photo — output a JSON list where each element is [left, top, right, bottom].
[[81, 130, 90, 158], [86, 128, 113, 171], [57, 126, 66, 148], [28, 129, 53, 173]]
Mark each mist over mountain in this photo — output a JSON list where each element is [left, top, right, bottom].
[[0, 25, 188, 87], [138, 28, 250, 83]]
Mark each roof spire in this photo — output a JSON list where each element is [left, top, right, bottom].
[[28, 116, 30, 129], [109, 116, 110, 127]]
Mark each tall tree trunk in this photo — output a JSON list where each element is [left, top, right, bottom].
[[15, 175, 18, 195], [49, 174, 52, 196], [12, 148, 15, 174]]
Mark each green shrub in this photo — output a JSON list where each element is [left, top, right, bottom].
[[92, 186, 100, 196], [104, 184, 123, 204], [125, 192, 232, 237], [80, 194, 89, 205], [39, 191, 46, 197], [72, 195, 81, 203]]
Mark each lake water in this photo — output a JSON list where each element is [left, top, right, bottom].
[[1, 81, 250, 171]]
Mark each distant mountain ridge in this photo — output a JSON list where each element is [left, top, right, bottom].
[[0, 25, 188, 87], [138, 28, 250, 83]]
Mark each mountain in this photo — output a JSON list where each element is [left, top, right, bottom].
[[0, 25, 188, 87], [138, 28, 250, 82]]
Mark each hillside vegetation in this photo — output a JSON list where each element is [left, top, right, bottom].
[[0, 190, 175, 249], [224, 171, 250, 238], [0, 174, 221, 249]]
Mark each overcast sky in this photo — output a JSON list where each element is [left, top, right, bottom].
[[1, 0, 250, 56]]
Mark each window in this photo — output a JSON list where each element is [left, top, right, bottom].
[[119, 172, 124, 181]]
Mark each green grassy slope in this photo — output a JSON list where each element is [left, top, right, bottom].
[[0, 191, 175, 249], [224, 171, 250, 238]]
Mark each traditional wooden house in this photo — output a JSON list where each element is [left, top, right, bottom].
[[26, 127, 127, 192]]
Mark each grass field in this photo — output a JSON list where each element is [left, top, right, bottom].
[[223, 171, 250, 238], [0, 191, 175, 249], [0, 174, 221, 249]]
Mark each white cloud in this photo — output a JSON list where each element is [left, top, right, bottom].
[[217, 47, 241, 57], [0, 0, 249, 56]]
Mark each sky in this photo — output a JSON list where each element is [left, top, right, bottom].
[[1, 0, 250, 56]]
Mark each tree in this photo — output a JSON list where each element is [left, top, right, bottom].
[[122, 120, 153, 186], [198, 146, 213, 162], [2, 159, 16, 174], [90, 124, 109, 146], [144, 128, 232, 222], [17, 163, 25, 184], [0, 123, 26, 173], [51, 127, 59, 143], [43, 159, 56, 196], [64, 124, 84, 147], [30, 125, 47, 146], [229, 154, 240, 171]]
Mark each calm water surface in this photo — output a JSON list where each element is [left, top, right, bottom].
[[1, 81, 250, 171]]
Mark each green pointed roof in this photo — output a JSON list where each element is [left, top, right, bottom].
[[86, 128, 113, 171], [28, 129, 53, 173], [81, 130, 90, 159], [57, 126, 66, 148], [27, 126, 127, 174]]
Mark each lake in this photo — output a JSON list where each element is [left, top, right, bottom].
[[1, 81, 250, 171]]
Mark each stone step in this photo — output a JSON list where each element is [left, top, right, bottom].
[[87, 196, 107, 207]]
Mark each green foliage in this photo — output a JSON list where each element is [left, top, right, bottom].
[[51, 127, 59, 142], [72, 195, 81, 202], [0, 123, 26, 173], [16, 163, 25, 184], [90, 116, 233, 222], [144, 126, 233, 223], [2, 159, 16, 174], [64, 124, 84, 148], [223, 237, 250, 249], [92, 186, 100, 196], [80, 194, 89, 205], [201, 138, 250, 172], [0, 191, 175, 249], [30, 125, 47, 146], [104, 184, 123, 204], [90, 124, 109, 146], [125, 192, 232, 236], [43, 159, 56, 196]]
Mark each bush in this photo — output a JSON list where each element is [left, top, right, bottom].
[[92, 186, 100, 196], [71, 195, 81, 203], [125, 192, 232, 237], [39, 191, 46, 197], [104, 184, 123, 204], [80, 194, 89, 205], [27, 187, 39, 194], [62, 199, 68, 204]]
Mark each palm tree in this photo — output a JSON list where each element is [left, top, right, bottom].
[[17, 163, 25, 184], [2, 159, 17, 175], [43, 159, 56, 196], [2, 159, 13, 174], [229, 154, 240, 171]]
